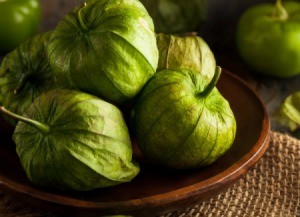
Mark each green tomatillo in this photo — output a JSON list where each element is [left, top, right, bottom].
[[0, 31, 65, 126], [0, 89, 139, 191], [47, 0, 158, 103], [236, 0, 300, 78], [140, 0, 206, 34], [0, 0, 41, 53], [156, 33, 216, 86], [132, 67, 236, 169]]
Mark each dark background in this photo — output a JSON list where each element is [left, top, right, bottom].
[[201, 0, 274, 52]]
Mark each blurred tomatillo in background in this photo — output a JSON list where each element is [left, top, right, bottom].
[[0, 0, 41, 53]]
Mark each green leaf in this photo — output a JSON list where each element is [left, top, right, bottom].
[[274, 91, 300, 131]]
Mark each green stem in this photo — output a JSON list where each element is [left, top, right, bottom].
[[0, 106, 51, 135], [199, 66, 222, 97], [273, 0, 288, 20], [14, 72, 31, 94], [78, 2, 88, 31]]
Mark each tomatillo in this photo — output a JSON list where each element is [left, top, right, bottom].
[[0, 0, 41, 53], [140, 0, 206, 34], [236, 0, 300, 78]]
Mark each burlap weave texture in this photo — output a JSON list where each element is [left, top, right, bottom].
[[163, 131, 300, 217]]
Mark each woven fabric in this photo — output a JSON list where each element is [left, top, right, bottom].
[[163, 131, 300, 217], [0, 131, 299, 217]]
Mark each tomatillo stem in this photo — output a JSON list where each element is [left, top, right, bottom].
[[0, 106, 51, 135], [200, 66, 222, 97], [273, 0, 288, 20], [78, 2, 88, 31]]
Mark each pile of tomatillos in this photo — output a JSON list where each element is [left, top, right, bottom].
[[0, 0, 236, 191]]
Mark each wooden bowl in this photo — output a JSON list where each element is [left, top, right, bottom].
[[0, 69, 270, 216]]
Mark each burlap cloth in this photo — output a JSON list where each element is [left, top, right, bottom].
[[0, 131, 299, 217]]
